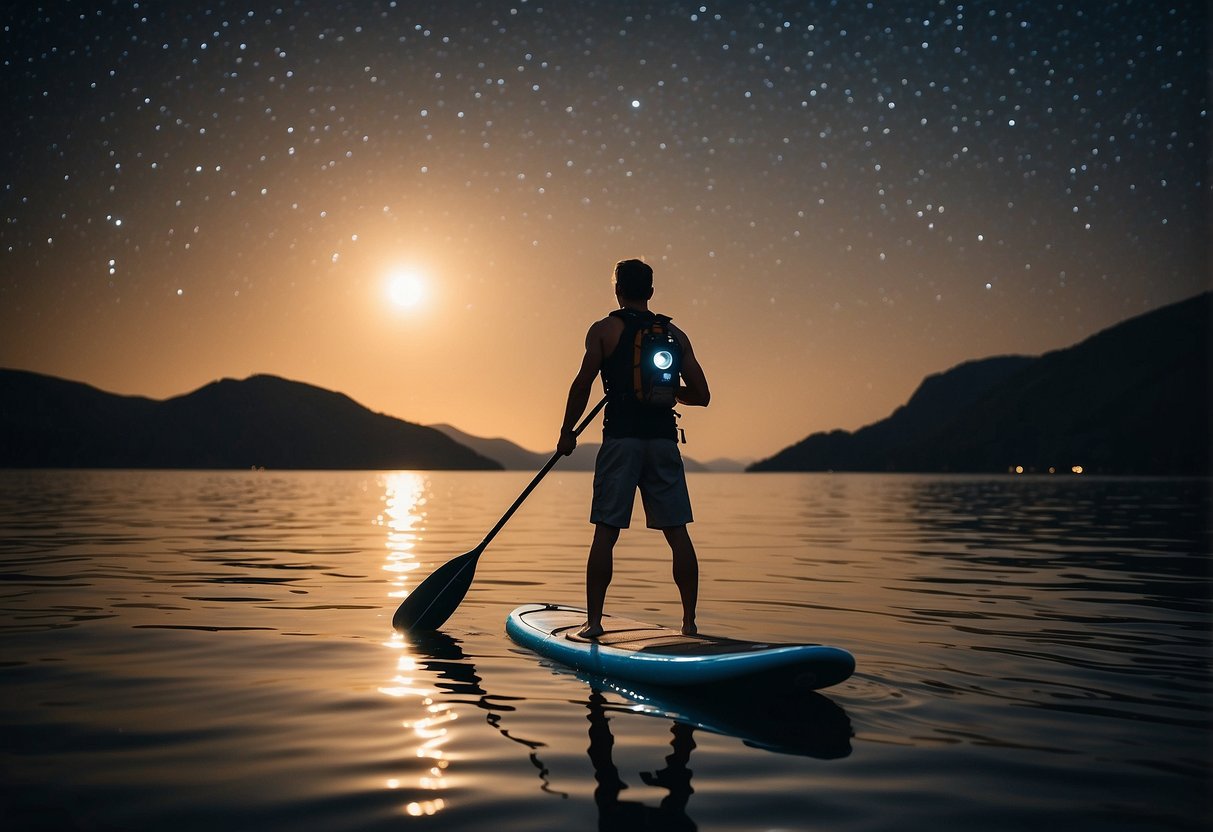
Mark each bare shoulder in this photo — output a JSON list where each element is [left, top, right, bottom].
[[589, 314, 621, 332], [668, 321, 696, 352], [586, 314, 624, 352], [590, 313, 623, 337]]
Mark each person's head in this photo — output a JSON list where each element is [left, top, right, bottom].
[[613, 259, 654, 302]]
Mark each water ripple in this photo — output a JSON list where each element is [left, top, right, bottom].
[[0, 471, 1208, 831]]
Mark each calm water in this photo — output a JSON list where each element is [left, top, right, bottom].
[[0, 470, 1209, 831]]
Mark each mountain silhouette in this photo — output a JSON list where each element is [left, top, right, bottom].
[[429, 422, 599, 470], [0, 371, 501, 470], [428, 422, 719, 472], [750, 292, 1211, 475]]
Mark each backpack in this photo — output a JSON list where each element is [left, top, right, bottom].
[[631, 314, 682, 408]]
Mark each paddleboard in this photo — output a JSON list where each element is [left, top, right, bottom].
[[506, 603, 855, 690]]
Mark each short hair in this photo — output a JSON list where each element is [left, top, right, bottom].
[[613, 259, 654, 301]]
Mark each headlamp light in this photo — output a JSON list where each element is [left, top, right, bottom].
[[652, 350, 674, 371]]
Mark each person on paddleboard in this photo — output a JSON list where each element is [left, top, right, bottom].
[[556, 258, 711, 639]]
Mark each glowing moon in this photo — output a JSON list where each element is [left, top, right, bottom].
[[386, 268, 427, 309]]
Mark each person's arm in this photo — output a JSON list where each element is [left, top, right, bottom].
[[557, 321, 608, 455], [674, 328, 710, 407]]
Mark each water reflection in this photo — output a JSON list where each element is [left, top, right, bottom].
[[587, 690, 697, 831], [406, 629, 570, 799], [379, 472, 429, 602], [395, 629, 851, 828], [378, 472, 451, 818], [581, 684, 854, 829], [379, 632, 455, 818], [373, 469, 857, 822], [586, 676, 853, 760]]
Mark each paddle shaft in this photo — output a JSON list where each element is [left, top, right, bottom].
[[392, 395, 607, 631], [479, 396, 606, 550]]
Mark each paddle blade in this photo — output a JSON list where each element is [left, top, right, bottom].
[[392, 548, 482, 631]]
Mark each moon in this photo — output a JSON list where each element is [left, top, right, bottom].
[[386, 268, 428, 310]]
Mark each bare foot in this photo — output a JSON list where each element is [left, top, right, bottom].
[[681, 622, 697, 636], [577, 622, 605, 639]]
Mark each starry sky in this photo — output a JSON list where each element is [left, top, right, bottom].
[[2, 1, 1208, 461]]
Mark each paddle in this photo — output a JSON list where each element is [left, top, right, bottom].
[[392, 396, 607, 631]]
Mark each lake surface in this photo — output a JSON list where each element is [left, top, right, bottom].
[[0, 470, 1209, 831]]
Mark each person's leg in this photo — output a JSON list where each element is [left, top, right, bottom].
[[662, 525, 698, 635], [638, 440, 697, 634], [580, 523, 620, 638], [587, 438, 643, 638]]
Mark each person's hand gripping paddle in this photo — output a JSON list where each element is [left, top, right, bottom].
[[392, 397, 607, 631]]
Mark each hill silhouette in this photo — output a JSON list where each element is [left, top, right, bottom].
[[428, 422, 720, 472], [429, 422, 600, 471], [0, 372, 501, 470], [750, 292, 1211, 475]]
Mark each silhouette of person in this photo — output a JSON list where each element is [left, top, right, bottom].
[[585, 691, 697, 831], [557, 259, 710, 638]]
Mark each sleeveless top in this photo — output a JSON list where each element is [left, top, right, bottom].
[[600, 308, 679, 441]]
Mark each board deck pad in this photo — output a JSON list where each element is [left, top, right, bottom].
[[565, 624, 789, 655], [507, 603, 855, 690]]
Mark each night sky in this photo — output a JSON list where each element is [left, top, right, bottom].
[[2, 1, 1208, 460]]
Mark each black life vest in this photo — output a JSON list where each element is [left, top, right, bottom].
[[601, 309, 681, 440]]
